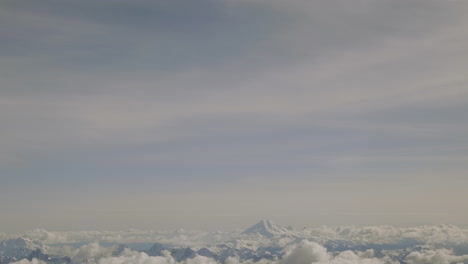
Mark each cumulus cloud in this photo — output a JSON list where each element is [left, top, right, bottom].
[[21, 228, 233, 247], [10, 259, 47, 264], [7, 222, 468, 264], [401, 225, 468, 245], [10, 237, 468, 264], [224, 257, 241, 264], [71, 242, 114, 264], [281, 240, 330, 264], [406, 248, 468, 264], [18, 224, 468, 248], [281, 240, 398, 264], [95, 243, 398, 264], [303, 225, 468, 245], [98, 251, 176, 264], [331, 251, 398, 264], [97, 250, 220, 264]]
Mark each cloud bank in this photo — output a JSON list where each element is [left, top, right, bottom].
[[5, 220, 468, 264], [17, 224, 468, 246], [17, 240, 468, 264]]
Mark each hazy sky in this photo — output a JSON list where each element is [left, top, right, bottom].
[[1, 0, 468, 233]]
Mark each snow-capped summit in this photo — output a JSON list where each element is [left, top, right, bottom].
[[242, 220, 290, 238], [0, 237, 45, 263]]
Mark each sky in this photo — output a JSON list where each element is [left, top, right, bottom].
[[1, 0, 468, 233]]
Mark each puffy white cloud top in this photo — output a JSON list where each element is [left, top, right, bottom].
[[281, 241, 330, 264], [33, 242, 397, 264], [10, 259, 47, 264], [71, 242, 114, 264], [280, 241, 398, 264], [406, 249, 468, 264], [98, 253, 220, 264], [17, 224, 468, 246], [9, 240, 468, 264], [5, 222, 468, 264]]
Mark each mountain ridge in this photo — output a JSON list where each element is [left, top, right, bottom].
[[242, 220, 291, 238]]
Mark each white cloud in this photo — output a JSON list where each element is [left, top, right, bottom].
[[97, 250, 218, 264], [280, 240, 398, 264], [71, 242, 113, 264], [184, 256, 218, 264], [281, 240, 330, 264], [93, 242, 399, 264], [10, 259, 47, 264], [21, 228, 233, 247], [98, 251, 176, 264], [18, 224, 468, 247], [303, 225, 468, 245], [406, 249, 468, 264], [8, 234, 468, 264]]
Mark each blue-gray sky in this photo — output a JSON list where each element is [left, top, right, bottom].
[[1, 0, 468, 232]]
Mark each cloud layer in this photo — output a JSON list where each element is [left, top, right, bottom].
[[5, 221, 468, 264], [16, 224, 468, 246], [15, 240, 468, 264]]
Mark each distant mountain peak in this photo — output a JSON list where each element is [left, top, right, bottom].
[[0, 237, 45, 261], [242, 220, 289, 238]]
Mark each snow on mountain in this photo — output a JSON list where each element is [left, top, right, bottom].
[[5, 222, 468, 264], [146, 242, 197, 262], [242, 220, 291, 238], [0, 237, 46, 263]]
